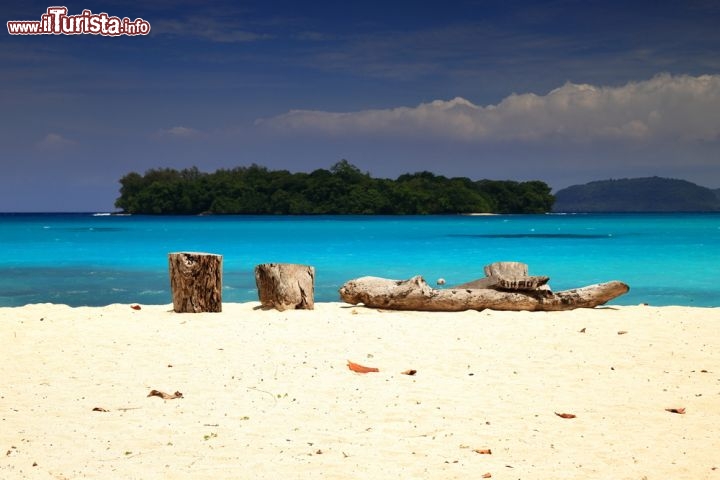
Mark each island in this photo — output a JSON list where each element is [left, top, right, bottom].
[[114, 160, 555, 215]]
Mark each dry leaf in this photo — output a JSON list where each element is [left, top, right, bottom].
[[665, 407, 686, 414], [130, 304, 141, 310], [617, 330, 628, 335], [473, 448, 492, 455], [579, 328, 586, 333], [401, 369, 417, 376], [147, 389, 183, 400], [92, 407, 109, 412], [555, 412, 576, 419], [347, 360, 379, 373], [482, 473, 492, 478]]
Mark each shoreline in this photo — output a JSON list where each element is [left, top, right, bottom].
[[2, 302, 719, 479], [1, 301, 718, 311]]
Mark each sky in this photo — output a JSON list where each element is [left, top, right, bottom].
[[3, 0, 720, 211]]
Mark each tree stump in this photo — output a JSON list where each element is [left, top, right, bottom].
[[168, 252, 223, 313], [454, 261, 550, 293], [255, 263, 315, 311], [483, 261, 550, 291]]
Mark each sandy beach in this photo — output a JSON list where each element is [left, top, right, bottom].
[[1, 302, 719, 479]]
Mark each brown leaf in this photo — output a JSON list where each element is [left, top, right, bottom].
[[130, 304, 141, 310], [92, 407, 109, 412], [555, 412, 576, 419], [579, 328, 586, 333], [617, 330, 628, 335], [665, 407, 686, 414], [147, 389, 183, 400], [473, 448, 492, 455], [347, 360, 379, 373], [482, 473, 492, 478], [401, 369, 417, 376]]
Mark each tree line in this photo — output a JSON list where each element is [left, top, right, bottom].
[[115, 160, 555, 215]]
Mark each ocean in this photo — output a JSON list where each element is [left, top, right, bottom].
[[0, 213, 718, 307]]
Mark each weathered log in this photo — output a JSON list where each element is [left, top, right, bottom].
[[255, 263, 315, 311], [339, 275, 629, 312], [168, 252, 222, 313]]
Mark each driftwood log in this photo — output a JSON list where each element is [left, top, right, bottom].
[[339, 275, 629, 312], [255, 263, 315, 311], [168, 252, 222, 313]]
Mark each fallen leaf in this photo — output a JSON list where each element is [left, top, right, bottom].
[[473, 448, 492, 454], [92, 407, 109, 412], [579, 328, 586, 333], [147, 389, 183, 400], [617, 330, 628, 335], [555, 412, 576, 419], [482, 473, 492, 478], [401, 369, 417, 376], [347, 360, 379, 373], [665, 407, 686, 414], [130, 304, 141, 310]]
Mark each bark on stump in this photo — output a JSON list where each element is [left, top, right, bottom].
[[255, 263, 315, 311], [168, 252, 222, 313]]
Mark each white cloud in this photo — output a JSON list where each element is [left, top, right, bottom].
[[36, 133, 75, 150], [259, 74, 720, 143], [152, 18, 270, 43], [155, 126, 204, 139]]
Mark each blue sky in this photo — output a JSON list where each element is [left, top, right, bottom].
[[3, 0, 720, 211]]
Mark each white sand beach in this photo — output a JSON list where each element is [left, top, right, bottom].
[[1, 302, 719, 479]]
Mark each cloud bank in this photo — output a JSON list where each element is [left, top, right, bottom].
[[260, 74, 720, 143]]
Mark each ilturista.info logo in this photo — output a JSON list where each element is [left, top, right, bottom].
[[7, 6, 150, 36]]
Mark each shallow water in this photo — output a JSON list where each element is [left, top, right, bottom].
[[0, 213, 718, 307]]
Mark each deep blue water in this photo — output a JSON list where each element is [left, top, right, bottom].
[[0, 213, 718, 307]]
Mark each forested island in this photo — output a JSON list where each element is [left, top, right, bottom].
[[114, 161, 554, 215], [553, 177, 720, 212]]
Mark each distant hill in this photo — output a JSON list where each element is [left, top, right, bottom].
[[553, 177, 720, 212]]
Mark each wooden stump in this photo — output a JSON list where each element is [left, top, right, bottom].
[[483, 261, 550, 291], [255, 263, 315, 311], [168, 252, 222, 313]]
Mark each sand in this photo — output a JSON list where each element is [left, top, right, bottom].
[[1, 302, 719, 479]]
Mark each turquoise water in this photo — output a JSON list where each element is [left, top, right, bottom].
[[0, 213, 718, 307]]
